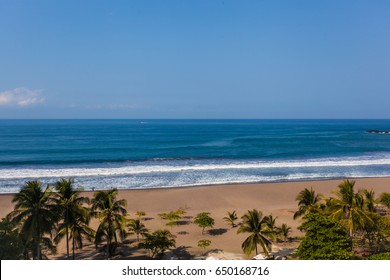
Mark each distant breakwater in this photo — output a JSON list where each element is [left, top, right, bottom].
[[367, 130, 390, 135]]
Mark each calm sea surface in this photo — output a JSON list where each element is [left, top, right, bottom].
[[1, 119, 390, 193]]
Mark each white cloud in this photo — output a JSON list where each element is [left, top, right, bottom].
[[0, 88, 45, 107]]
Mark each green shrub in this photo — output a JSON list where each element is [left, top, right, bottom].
[[368, 252, 390, 260]]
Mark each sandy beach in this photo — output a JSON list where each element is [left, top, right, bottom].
[[1, 177, 389, 259]]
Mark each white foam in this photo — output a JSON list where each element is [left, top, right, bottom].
[[1, 156, 390, 179]]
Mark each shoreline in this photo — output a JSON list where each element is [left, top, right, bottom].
[[1, 177, 389, 259], [1, 175, 390, 195]]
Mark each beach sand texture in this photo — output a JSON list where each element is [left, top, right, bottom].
[[1, 177, 389, 259]]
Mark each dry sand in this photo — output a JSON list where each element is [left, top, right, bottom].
[[1, 177, 389, 259]]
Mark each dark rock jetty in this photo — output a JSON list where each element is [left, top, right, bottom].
[[367, 130, 390, 134]]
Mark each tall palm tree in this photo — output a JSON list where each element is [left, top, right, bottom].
[[91, 189, 127, 258], [223, 211, 238, 228], [329, 180, 373, 237], [293, 187, 322, 219], [237, 209, 273, 256], [127, 218, 148, 241], [9, 180, 58, 259], [66, 208, 95, 259], [53, 178, 90, 259]]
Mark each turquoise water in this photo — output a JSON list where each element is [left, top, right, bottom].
[[1, 119, 390, 192]]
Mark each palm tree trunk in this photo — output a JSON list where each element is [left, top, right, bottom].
[[36, 217, 41, 260], [72, 236, 75, 260], [255, 244, 258, 255], [66, 209, 70, 259]]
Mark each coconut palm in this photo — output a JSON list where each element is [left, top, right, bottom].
[[67, 209, 95, 259], [264, 214, 278, 236], [8, 180, 58, 259], [53, 178, 90, 259], [329, 180, 373, 237], [91, 189, 127, 258], [55, 203, 94, 260], [237, 209, 273, 256], [278, 223, 292, 242], [223, 211, 238, 227], [363, 189, 376, 213], [127, 218, 148, 241], [293, 187, 322, 219]]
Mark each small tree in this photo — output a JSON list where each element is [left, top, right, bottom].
[[197, 239, 211, 253], [159, 211, 182, 229], [127, 218, 148, 241], [194, 212, 215, 234], [297, 213, 353, 260], [264, 214, 278, 236], [223, 211, 238, 228], [379, 192, 390, 210], [136, 211, 146, 219], [278, 224, 292, 242], [139, 229, 176, 259]]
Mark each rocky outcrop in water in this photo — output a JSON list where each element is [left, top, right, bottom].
[[367, 130, 390, 134]]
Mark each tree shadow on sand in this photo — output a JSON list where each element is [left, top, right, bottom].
[[208, 228, 228, 236], [171, 246, 194, 260], [176, 220, 191, 226]]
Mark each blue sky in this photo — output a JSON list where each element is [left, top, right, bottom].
[[0, 0, 389, 119]]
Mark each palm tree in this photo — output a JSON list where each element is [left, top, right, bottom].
[[264, 214, 278, 236], [91, 189, 127, 258], [67, 208, 95, 259], [127, 218, 148, 241], [223, 211, 238, 228], [293, 187, 322, 219], [237, 209, 273, 256], [329, 180, 373, 237], [278, 224, 292, 242], [8, 180, 58, 259], [363, 189, 376, 213], [53, 178, 90, 259]]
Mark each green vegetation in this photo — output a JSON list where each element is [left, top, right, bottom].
[[127, 218, 148, 241], [264, 214, 278, 237], [368, 252, 390, 260], [328, 180, 373, 238], [139, 229, 176, 259], [379, 192, 390, 210], [293, 187, 322, 219], [278, 223, 292, 242], [53, 178, 94, 260], [197, 239, 211, 252], [91, 189, 127, 259], [297, 213, 353, 260], [8, 181, 58, 259], [0, 217, 24, 259], [136, 211, 146, 219], [1, 177, 389, 260], [159, 211, 182, 229], [223, 211, 238, 227], [237, 209, 273, 256], [194, 212, 215, 234]]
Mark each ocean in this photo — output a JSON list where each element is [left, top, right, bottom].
[[1, 119, 390, 193]]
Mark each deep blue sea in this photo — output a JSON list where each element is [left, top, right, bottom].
[[1, 119, 390, 193]]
